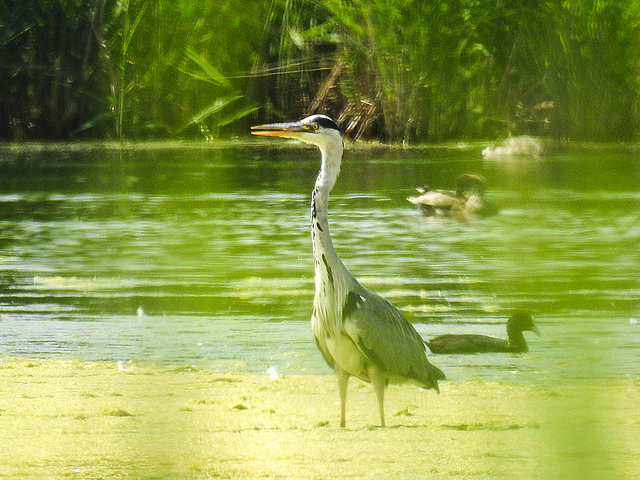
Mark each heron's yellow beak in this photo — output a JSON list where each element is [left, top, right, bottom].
[[251, 121, 306, 137], [251, 129, 290, 137]]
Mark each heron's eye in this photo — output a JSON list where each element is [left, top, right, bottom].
[[311, 124, 319, 130]]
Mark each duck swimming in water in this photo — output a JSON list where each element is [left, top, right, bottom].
[[425, 311, 540, 354], [482, 136, 542, 159], [407, 173, 497, 221]]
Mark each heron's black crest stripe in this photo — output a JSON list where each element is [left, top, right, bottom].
[[342, 291, 363, 321], [321, 253, 334, 287], [309, 115, 340, 132]]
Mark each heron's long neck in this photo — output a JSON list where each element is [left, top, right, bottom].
[[311, 143, 346, 294]]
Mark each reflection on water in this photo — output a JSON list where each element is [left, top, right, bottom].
[[0, 143, 638, 384]]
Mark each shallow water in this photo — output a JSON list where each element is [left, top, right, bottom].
[[0, 142, 638, 384]]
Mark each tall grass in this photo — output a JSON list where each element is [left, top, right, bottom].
[[1, 0, 639, 141]]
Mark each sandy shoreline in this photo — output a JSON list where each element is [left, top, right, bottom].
[[1, 357, 638, 479]]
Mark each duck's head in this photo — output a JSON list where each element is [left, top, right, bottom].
[[507, 310, 541, 336], [455, 174, 486, 197]]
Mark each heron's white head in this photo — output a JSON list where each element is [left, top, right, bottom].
[[252, 114, 343, 155], [252, 114, 344, 189]]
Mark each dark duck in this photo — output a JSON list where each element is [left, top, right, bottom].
[[425, 311, 540, 354], [407, 173, 497, 221]]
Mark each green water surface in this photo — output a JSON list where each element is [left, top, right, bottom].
[[0, 142, 638, 384]]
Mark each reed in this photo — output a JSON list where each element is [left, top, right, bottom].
[[1, 0, 638, 141]]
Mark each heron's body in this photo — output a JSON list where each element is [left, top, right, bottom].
[[252, 115, 444, 427], [426, 311, 540, 354], [407, 174, 497, 221]]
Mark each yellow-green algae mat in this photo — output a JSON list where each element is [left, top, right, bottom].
[[1, 357, 638, 479]]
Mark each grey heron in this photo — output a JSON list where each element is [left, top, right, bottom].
[[252, 114, 444, 427], [407, 173, 497, 220], [425, 311, 540, 354]]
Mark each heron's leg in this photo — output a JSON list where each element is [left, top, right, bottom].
[[337, 368, 350, 427], [370, 368, 387, 427]]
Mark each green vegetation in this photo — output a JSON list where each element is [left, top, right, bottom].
[[1, 0, 639, 142]]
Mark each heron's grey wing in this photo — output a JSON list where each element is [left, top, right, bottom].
[[341, 287, 444, 387]]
